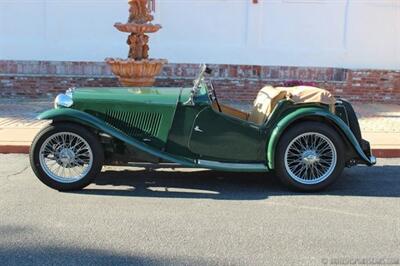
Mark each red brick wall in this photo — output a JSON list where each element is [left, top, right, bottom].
[[0, 60, 399, 103]]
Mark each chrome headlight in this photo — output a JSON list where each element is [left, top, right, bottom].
[[54, 92, 74, 108]]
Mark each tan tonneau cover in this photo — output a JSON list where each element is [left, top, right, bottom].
[[275, 86, 336, 107], [248, 86, 335, 125]]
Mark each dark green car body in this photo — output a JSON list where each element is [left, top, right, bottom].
[[37, 86, 374, 172]]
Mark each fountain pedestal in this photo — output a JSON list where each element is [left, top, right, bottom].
[[106, 0, 166, 87]]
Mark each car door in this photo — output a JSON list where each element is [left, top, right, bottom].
[[189, 106, 264, 162]]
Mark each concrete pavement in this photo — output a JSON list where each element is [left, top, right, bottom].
[[0, 154, 399, 265], [0, 97, 50, 153], [354, 103, 400, 157]]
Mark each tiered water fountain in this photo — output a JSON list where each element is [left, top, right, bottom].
[[106, 0, 167, 87]]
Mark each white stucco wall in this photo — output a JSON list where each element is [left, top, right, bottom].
[[0, 0, 399, 69]]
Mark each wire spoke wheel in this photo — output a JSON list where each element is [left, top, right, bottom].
[[38, 132, 93, 183], [284, 132, 337, 185]]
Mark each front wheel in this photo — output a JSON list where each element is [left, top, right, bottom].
[[30, 123, 104, 191], [275, 121, 345, 191]]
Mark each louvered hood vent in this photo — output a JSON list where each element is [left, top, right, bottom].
[[105, 110, 162, 138]]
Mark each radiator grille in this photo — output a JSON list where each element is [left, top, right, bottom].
[[105, 110, 162, 138]]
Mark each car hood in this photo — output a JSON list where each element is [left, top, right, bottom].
[[72, 87, 190, 106], [69, 87, 192, 145]]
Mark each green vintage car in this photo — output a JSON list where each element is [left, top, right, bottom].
[[30, 65, 376, 192]]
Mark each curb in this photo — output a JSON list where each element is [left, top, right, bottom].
[[0, 145, 30, 154], [1, 144, 400, 158], [370, 149, 400, 158]]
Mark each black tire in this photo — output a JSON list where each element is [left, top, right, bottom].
[[275, 121, 345, 192], [30, 122, 104, 191]]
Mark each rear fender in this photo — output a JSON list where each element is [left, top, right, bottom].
[[266, 107, 373, 169], [38, 108, 197, 167]]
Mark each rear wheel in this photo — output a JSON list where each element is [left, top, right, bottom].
[[276, 121, 345, 191], [30, 123, 104, 191]]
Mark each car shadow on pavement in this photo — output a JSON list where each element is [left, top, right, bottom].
[[76, 169, 278, 200], [73, 164, 400, 200]]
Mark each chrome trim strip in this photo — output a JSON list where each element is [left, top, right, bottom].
[[126, 162, 189, 169]]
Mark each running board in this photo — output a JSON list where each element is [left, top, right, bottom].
[[197, 160, 268, 172], [120, 161, 268, 172]]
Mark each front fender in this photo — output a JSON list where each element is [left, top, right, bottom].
[[37, 108, 197, 167], [38, 108, 102, 128], [266, 107, 372, 169]]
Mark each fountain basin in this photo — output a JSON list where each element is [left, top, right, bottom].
[[114, 22, 161, 33], [106, 58, 167, 87]]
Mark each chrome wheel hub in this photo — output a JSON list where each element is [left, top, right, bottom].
[[284, 132, 337, 185], [59, 148, 75, 165], [302, 150, 319, 165], [39, 132, 93, 183]]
